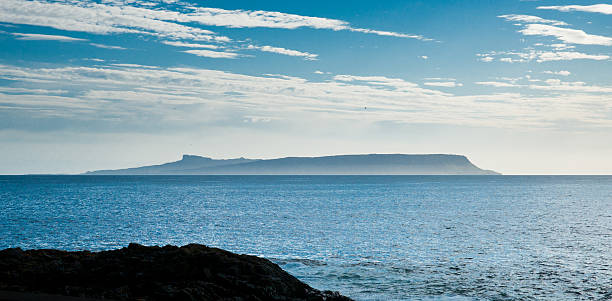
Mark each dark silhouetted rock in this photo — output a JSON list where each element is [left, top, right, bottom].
[[0, 244, 352, 301]]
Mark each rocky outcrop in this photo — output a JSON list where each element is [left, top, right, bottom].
[[0, 243, 352, 301]]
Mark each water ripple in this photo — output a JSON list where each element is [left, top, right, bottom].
[[1, 175, 611, 300]]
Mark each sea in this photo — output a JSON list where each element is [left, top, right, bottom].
[[1, 175, 611, 300]]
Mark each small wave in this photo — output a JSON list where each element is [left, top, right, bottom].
[[272, 258, 328, 267]]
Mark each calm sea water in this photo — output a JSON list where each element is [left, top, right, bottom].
[[1, 175, 611, 300]]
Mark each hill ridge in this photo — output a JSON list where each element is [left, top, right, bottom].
[[85, 153, 500, 175]]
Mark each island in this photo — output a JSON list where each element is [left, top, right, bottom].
[[0, 243, 352, 301], [85, 154, 500, 175]]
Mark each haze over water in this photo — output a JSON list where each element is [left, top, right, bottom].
[[2, 175, 611, 300]]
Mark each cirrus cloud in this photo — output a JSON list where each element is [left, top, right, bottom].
[[423, 81, 463, 88], [536, 51, 610, 62], [519, 24, 612, 46], [162, 41, 219, 49], [1, 63, 612, 133], [538, 4, 612, 15], [247, 45, 318, 60], [543, 70, 571, 76], [475, 81, 519, 88], [0, 0, 225, 41], [0, 0, 429, 43], [183, 49, 240, 59], [12, 32, 87, 41], [478, 49, 610, 63], [498, 14, 568, 26]]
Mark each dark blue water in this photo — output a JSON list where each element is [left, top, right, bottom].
[[1, 175, 611, 300]]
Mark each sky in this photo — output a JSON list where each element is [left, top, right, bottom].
[[1, 0, 612, 174]]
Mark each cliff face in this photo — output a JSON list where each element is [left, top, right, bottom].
[[86, 154, 500, 175], [0, 243, 352, 301]]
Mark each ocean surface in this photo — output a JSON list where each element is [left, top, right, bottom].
[[1, 175, 611, 300]]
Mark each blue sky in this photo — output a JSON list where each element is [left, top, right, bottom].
[[1, 0, 612, 174]]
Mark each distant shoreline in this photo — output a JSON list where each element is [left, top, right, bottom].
[[7, 174, 612, 176], [84, 153, 501, 175]]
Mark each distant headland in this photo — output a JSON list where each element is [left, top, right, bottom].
[[85, 154, 500, 175]]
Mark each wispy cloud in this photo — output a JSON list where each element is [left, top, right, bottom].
[[424, 81, 462, 87], [0, 0, 226, 40], [162, 41, 219, 49], [348, 28, 429, 40], [0, 0, 428, 43], [476, 78, 612, 94], [536, 51, 610, 62], [475, 81, 519, 88], [185, 7, 429, 40], [183, 49, 239, 59], [111, 63, 159, 69], [498, 14, 568, 26], [543, 70, 571, 76], [548, 43, 575, 50], [530, 79, 612, 93], [248, 45, 318, 60], [185, 7, 348, 30], [1, 63, 611, 131], [497, 13, 612, 48], [538, 4, 612, 15], [0, 87, 67, 94], [12, 33, 87, 41], [89, 43, 126, 50], [424, 77, 456, 81], [477, 50, 610, 63], [519, 24, 612, 46], [332, 74, 447, 96]]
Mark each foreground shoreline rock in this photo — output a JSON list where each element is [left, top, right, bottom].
[[0, 243, 352, 301]]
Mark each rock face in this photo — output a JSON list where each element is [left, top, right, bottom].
[[0, 244, 352, 301]]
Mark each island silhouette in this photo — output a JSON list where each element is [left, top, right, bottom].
[[86, 154, 500, 175]]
